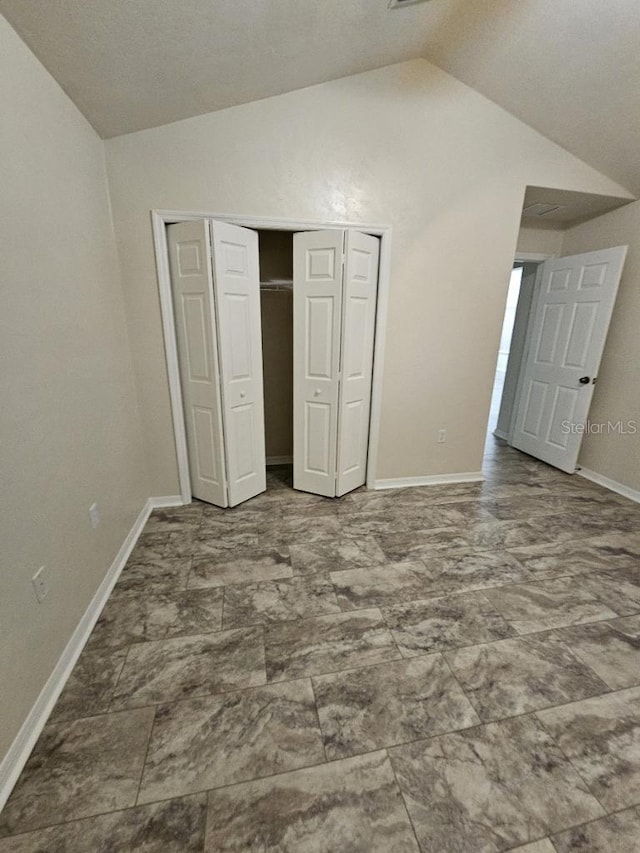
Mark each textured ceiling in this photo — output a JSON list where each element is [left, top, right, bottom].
[[2, 0, 639, 192], [521, 187, 632, 227]]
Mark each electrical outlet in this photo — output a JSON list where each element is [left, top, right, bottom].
[[437, 428, 447, 444], [32, 566, 49, 603], [89, 502, 100, 529]]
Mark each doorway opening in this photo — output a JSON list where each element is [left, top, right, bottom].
[[258, 229, 294, 493], [487, 265, 523, 435], [484, 257, 544, 464]]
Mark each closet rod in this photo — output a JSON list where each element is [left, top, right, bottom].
[[259, 278, 293, 292]]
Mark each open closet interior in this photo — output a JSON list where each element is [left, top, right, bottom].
[[258, 230, 294, 467], [167, 218, 381, 508]]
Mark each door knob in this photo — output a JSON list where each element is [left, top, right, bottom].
[[240, 391, 246, 398], [314, 389, 321, 396], [579, 376, 590, 385]]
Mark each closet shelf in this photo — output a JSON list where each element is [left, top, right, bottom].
[[260, 278, 293, 291]]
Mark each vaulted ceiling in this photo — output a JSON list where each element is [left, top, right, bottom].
[[2, 0, 639, 193]]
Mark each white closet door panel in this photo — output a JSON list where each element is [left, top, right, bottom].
[[511, 246, 627, 472], [293, 229, 344, 497], [210, 220, 266, 506], [167, 220, 227, 506], [336, 231, 380, 496]]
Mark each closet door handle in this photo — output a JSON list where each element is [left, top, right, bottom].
[[314, 389, 322, 396], [240, 391, 246, 398]]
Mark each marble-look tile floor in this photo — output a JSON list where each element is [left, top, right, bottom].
[[2, 439, 640, 852]]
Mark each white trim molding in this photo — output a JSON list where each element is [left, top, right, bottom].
[[0, 494, 185, 812], [374, 471, 484, 490], [151, 209, 392, 499], [514, 252, 554, 264], [149, 494, 186, 509], [577, 467, 640, 504]]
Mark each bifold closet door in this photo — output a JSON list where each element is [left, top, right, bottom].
[[336, 230, 380, 496], [168, 219, 266, 508], [293, 229, 379, 497], [167, 220, 228, 506], [293, 230, 344, 497], [209, 220, 267, 506]]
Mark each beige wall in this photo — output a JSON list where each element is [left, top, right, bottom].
[[105, 59, 631, 487], [0, 17, 148, 760], [516, 225, 565, 258], [562, 202, 640, 492], [261, 290, 294, 460]]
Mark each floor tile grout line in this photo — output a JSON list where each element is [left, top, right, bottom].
[[0, 793, 204, 842], [8, 716, 640, 843], [307, 677, 330, 763], [265, 649, 406, 687], [441, 632, 616, 723], [373, 520, 640, 563], [51, 748, 395, 830], [64, 606, 640, 723], [125, 522, 639, 572], [440, 652, 488, 724], [503, 839, 558, 853], [80, 557, 640, 651], [440, 653, 483, 725], [543, 802, 640, 847], [111, 673, 319, 717], [110, 630, 269, 712], [106, 641, 136, 714], [52, 648, 461, 726], [558, 640, 632, 693], [182, 554, 195, 592], [533, 710, 611, 818], [126, 533, 639, 577], [48, 664, 630, 752], [435, 685, 619, 729], [133, 704, 158, 808], [6, 697, 634, 816], [385, 748, 424, 852]]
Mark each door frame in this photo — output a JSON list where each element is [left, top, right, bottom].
[[506, 256, 549, 445], [151, 209, 392, 503], [493, 252, 552, 440]]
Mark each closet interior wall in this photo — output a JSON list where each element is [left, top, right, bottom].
[[258, 230, 294, 465]]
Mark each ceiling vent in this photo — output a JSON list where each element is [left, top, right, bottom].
[[389, 0, 432, 8], [522, 202, 566, 217]]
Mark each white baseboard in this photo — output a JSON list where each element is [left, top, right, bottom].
[[374, 471, 484, 491], [0, 494, 181, 813], [577, 468, 640, 504], [266, 456, 293, 466], [149, 494, 186, 508]]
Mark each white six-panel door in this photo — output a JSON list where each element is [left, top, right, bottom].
[[293, 229, 379, 497], [336, 231, 380, 496], [167, 220, 228, 506], [510, 246, 627, 473], [293, 230, 345, 496], [209, 220, 267, 506]]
